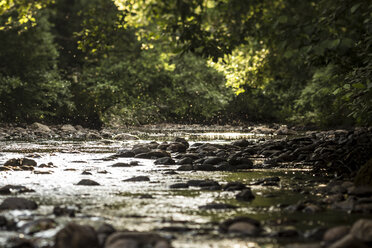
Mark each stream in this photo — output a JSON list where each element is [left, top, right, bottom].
[[0, 130, 371, 248]]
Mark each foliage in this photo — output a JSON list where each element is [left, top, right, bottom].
[[0, 0, 371, 127], [0, 9, 72, 123]]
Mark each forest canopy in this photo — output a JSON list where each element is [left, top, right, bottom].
[[0, 0, 371, 128]]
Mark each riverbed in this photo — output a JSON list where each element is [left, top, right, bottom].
[[0, 130, 371, 248]]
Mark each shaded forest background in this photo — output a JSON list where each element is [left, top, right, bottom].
[[0, 0, 371, 128]]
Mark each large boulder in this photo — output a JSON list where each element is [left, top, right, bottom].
[[0, 197, 38, 210], [55, 223, 100, 248], [105, 232, 171, 248], [30, 122, 52, 133]]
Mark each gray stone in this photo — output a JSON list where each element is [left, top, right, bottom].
[[329, 233, 368, 248], [236, 188, 255, 202], [0, 197, 38, 210], [61, 124, 77, 132], [20, 218, 56, 234], [77, 179, 100, 186], [323, 226, 350, 243], [55, 223, 99, 248], [228, 222, 259, 236], [123, 176, 150, 182], [350, 218, 372, 243]]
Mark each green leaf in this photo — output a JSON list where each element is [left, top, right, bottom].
[[351, 3, 361, 14], [352, 83, 365, 89], [329, 39, 340, 49], [343, 84, 351, 90], [333, 88, 342, 95]]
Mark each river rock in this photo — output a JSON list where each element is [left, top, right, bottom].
[[154, 157, 175, 165], [223, 182, 246, 191], [167, 142, 187, 153], [236, 188, 255, 202], [169, 183, 189, 189], [97, 223, 116, 246], [55, 223, 100, 248], [113, 133, 139, 140], [228, 221, 260, 236], [20, 218, 56, 234], [105, 232, 171, 248], [53, 206, 76, 217], [323, 226, 350, 243], [0, 185, 34, 195], [177, 157, 194, 165], [220, 217, 260, 233], [350, 219, 372, 243], [0, 197, 38, 210], [123, 176, 150, 182], [30, 122, 52, 133], [174, 137, 189, 149], [328, 233, 368, 248], [77, 179, 100, 186], [348, 186, 372, 197], [4, 158, 37, 167], [60, 124, 77, 132]]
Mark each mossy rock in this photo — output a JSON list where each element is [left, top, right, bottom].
[[354, 158, 372, 186]]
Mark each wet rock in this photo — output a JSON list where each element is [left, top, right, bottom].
[[284, 243, 322, 248], [187, 180, 220, 190], [123, 176, 150, 182], [61, 124, 77, 132], [77, 179, 100, 186], [203, 157, 225, 165], [332, 197, 356, 212], [81, 170, 92, 175], [236, 188, 255, 202], [105, 232, 171, 248], [0, 185, 34, 195], [302, 204, 321, 213], [167, 142, 187, 153], [223, 182, 246, 191], [135, 150, 170, 159], [111, 162, 132, 167], [350, 219, 372, 243], [322, 194, 344, 204], [97, 223, 116, 247], [220, 217, 260, 233], [53, 206, 76, 217], [132, 146, 151, 155], [113, 133, 139, 140], [176, 157, 194, 165], [323, 226, 350, 243], [169, 183, 189, 189], [86, 132, 102, 140], [231, 139, 250, 147], [34, 170, 52, 174], [176, 164, 193, 171], [348, 186, 372, 197], [115, 149, 135, 158], [154, 157, 175, 165], [55, 223, 100, 248], [252, 176, 280, 186], [30, 122, 52, 133], [0, 197, 38, 210], [328, 233, 368, 248], [228, 222, 260, 236], [174, 137, 189, 149], [199, 203, 237, 210], [4, 158, 37, 167], [20, 218, 56, 234]]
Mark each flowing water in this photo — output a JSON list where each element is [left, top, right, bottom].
[[0, 131, 370, 247]]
